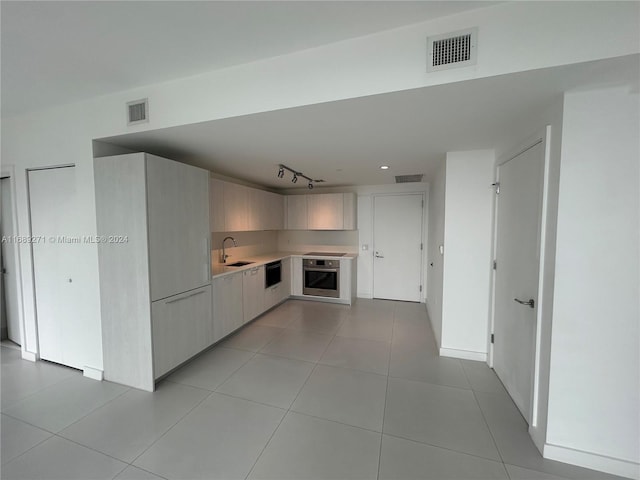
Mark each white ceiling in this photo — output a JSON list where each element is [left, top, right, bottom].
[[1, 0, 499, 117], [99, 55, 640, 188]]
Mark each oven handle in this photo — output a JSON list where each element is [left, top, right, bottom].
[[303, 267, 339, 273]]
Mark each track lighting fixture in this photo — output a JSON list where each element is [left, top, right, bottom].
[[277, 164, 324, 188]]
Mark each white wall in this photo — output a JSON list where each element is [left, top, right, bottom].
[[440, 150, 495, 360], [2, 1, 637, 369], [545, 86, 640, 478], [426, 160, 446, 346]]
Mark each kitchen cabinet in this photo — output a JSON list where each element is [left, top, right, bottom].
[[285, 195, 308, 229], [211, 179, 284, 232], [212, 271, 244, 341], [152, 286, 212, 378], [223, 181, 252, 232], [307, 193, 344, 230], [264, 258, 291, 310], [242, 265, 265, 323], [147, 156, 210, 301], [95, 152, 211, 391], [285, 193, 357, 230], [291, 257, 303, 295], [209, 178, 226, 232]]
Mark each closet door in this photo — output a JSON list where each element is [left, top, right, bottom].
[[29, 166, 83, 368], [146, 155, 210, 300]]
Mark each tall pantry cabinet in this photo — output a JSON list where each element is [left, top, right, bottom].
[[94, 153, 211, 391]]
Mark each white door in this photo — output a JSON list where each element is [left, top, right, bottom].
[[373, 194, 423, 301], [493, 141, 544, 423], [29, 166, 82, 368], [1, 177, 21, 344]]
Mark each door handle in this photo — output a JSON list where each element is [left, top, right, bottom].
[[375, 252, 384, 258], [514, 298, 535, 309]]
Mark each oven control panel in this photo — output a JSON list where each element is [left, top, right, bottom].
[[303, 259, 339, 268]]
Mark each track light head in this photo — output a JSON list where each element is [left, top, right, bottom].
[[292, 174, 298, 183], [308, 182, 313, 189], [277, 167, 284, 178]]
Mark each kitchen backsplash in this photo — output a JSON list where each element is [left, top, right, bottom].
[[211, 231, 278, 264], [277, 230, 359, 254]]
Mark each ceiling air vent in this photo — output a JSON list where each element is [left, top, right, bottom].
[[127, 98, 149, 125], [395, 174, 424, 184], [427, 27, 477, 72]]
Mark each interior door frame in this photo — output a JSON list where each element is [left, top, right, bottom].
[[1, 166, 27, 351], [488, 126, 552, 429], [372, 192, 426, 302]]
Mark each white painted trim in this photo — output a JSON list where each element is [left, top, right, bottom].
[[21, 350, 36, 362], [0, 166, 27, 355], [83, 366, 104, 381], [440, 347, 487, 362], [544, 443, 639, 480]]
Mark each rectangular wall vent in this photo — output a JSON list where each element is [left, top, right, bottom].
[[395, 174, 424, 184], [427, 27, 477, 72], [127, 98, 149, 125]]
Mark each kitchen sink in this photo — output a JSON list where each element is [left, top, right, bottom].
[[226, 261, 254, 267]]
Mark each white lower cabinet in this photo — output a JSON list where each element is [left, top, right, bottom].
[[243, 266, 265, 323], [212, 272, 244, 341], [291, 257, 303, 295], [151, 285, 212, 379]]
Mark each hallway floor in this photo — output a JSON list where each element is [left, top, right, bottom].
[[1, 299, 624, 479]]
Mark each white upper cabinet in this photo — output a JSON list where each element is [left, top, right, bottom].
[[307, 193, 344, 230], [209, 178, 226, 233], [210, 179, 283, 232], [285, 195, 308, 230], [146, 154, 210, 301], [285, 193, 357, 231]]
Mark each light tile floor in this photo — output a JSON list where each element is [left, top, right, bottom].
[[0, 299, 626, 480]]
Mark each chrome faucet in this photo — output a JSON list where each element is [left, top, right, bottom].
[[222, 236, 237, 263]]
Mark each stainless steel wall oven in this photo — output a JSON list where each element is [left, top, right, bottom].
[[303, 258, 340, 298]]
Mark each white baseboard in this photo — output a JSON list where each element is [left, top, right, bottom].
[[544, 443, 639, 480], [357, 292, 373, 299], [21, 350, 37, 362], [83, 366, 104, 381], [440, 347, 487, 362]]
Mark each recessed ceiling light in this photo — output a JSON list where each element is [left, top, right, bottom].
[[380, 165, 389, 170]]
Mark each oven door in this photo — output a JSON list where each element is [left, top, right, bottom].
[[303, 267, 340, 298]]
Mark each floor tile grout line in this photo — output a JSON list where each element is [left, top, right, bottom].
[[381, 431, 508, 465], [127, 387, 218, 468], [0, 426, 53, 467], [465, 367, 509, 470], [377, 302, 398, 480], [0, 367, 81, 411], [244, 303, 348, 480]]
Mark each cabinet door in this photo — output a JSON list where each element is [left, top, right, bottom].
[[307, 193, 344, 230], [285, 196, 308, 230], [152, 286, 212, 379], [263, 191, 284, 230], [147, 155, 210, 300], [280, 257, 291, 302], [212, 272, 243, 341], [224, 182, 252, 232], [265, 283, 283, 310], [242, 266, 265, 323], [291, 257, 303, 296], [343, 193, 357, 230], [210, 178, 226, 232]]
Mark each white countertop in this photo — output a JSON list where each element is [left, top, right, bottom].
[[211, 251, 357, 279]]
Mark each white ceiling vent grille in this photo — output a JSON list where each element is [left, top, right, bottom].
[[427, 27, 477, 72], [127, 98, 149, 125], [395, 174, 424, 184]]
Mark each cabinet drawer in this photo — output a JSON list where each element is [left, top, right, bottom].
[[152, 286, 212, 378]]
